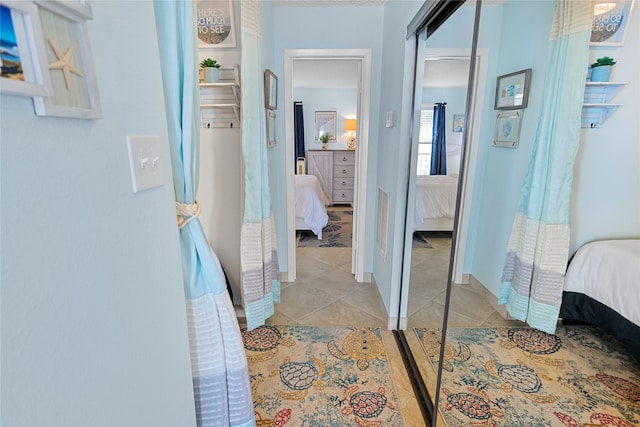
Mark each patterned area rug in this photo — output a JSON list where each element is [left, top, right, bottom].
[[414, 325, 640, 426], [298, 209, 353, 248], [243, 325, 405, 426], [297, 209, 434, 249]]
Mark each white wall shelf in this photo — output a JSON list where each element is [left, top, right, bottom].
[[200, 65, 240, 129], [582, 82, 628, 128]]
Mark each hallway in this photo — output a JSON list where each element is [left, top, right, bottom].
[[268, 233, 523, 330]]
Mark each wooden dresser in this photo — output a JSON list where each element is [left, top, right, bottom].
[[307, 150, 355, 205]]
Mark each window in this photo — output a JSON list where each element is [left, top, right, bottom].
[[417, 107, 433, 175]]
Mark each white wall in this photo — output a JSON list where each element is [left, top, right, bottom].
[[293, 87, 358, 151], [373, 0, 425, 317], [466, 1, 555, 296], [573, 11, 640, 250], [0, 2, 196, 425], [197, 1, 243, 303], [271, 5, 385, 275], [422, 86, 468, 174], [467, 1, 640, 298]]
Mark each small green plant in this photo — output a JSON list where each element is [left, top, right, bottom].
[[591, 56, 616, 68], [200, 58, 220, 69], [319, 133, 332, 144]]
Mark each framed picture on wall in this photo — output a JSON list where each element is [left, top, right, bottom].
[[32, 0, 102, 119], [196, 0, 236, 49], [315, 110, 336, 141], [0, 1, 52, 97], [591, 0, 636, 46], [494, 68, 532, 110], [266, 110, 276, 148], [452, 113, 465, 132], [264, 69, 277, 110], [493, 110, 522, 148]]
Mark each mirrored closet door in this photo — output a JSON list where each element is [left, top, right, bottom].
[[397, 1, 481, 425], [399, 1, 566, 425]]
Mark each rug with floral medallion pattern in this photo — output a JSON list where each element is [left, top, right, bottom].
[[413, 325, 640, 426], [242, 325, 406, 426], [297, 208, 433, 249], [298, 209, 353, 248]]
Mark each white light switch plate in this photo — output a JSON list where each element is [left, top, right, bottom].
[[126, 135, 165, 193], [385, 110, 394, 128]]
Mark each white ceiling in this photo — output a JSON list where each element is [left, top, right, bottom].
[[273, 0, 384, 6], [423, 58, 471, 88], [292, 57, 470, 89], [292, 59, 360, 88]]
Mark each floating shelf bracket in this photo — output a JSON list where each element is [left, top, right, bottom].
[[581, 82, 628, 128]]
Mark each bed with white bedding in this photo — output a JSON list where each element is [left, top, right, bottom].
[[295, 174, 330, 240], [414, 174, 458, 231], [560, 239, 640, 361]]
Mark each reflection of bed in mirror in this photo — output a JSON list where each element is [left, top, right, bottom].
[[560, 239, 640, 361], [413, 174, 458, 231], [295, 174, 330, 240]]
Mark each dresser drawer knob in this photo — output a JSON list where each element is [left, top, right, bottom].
[[342, 181, 347, 186], [342, 169, 347, 174], [341, 193, 346, 198], [342, 156, 348, 161]]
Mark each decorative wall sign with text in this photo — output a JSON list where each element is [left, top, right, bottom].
[[591, 0, 636, 46], [196, 0, 236, 49]]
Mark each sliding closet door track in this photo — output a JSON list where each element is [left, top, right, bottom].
[[393, 330, 433, 426]]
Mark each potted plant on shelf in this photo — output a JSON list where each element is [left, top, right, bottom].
[[320, 133, 332, 150], [200, 58, 221, 83], [590, 56, 616, 82]]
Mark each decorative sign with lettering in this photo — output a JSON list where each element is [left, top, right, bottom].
[[590, 0, 635, 46], [196, 0, 236, 48]]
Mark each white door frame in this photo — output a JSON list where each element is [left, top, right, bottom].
[[283, 48, 372, 283]]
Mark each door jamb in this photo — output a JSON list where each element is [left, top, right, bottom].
[[283, 48, 372, 283]]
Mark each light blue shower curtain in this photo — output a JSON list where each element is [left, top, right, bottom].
[[153, 2, 254, 426], [499, 0, 593, 334], [239, 0, 281, 331]]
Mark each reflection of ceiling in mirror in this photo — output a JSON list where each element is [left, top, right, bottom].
[[423, 58, 471, 88], [293, 59, 359, 88], [274, 0, 383, 5]]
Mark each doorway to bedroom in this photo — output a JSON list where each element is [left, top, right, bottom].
[[283, 49, 372, 284], [275, 49, 386, 326]]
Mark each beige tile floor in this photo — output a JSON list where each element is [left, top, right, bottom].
[[270, 229, 523, 330], [257, 215, 525, 426], [246, 235, 636, 427]]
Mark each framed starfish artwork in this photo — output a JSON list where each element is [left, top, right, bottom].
[[32, 0, 101, 119], [0, 1, 51, 97]]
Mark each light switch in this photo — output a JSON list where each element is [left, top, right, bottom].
[[385, 111, 394, 128], [126, 135, 165, 193]]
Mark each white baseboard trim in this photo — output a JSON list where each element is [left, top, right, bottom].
[[280, 271, 294, 283], [468, 274, 509, 319], [386, 317, 408, 330], [234, 305, 246, 319]]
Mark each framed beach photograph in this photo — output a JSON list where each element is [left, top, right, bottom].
[[264, 69, 277, 110], [452, 113, 465, 132], [32, 0, 101, 119], [266, 110, 276, 148], [0, 1, 51, 97], [494, 68, 532, 110], [493, 110, 522, 148], [591, 0, 636, 46], [196, 0, 236, 49], [315, 110, 336, 141]]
